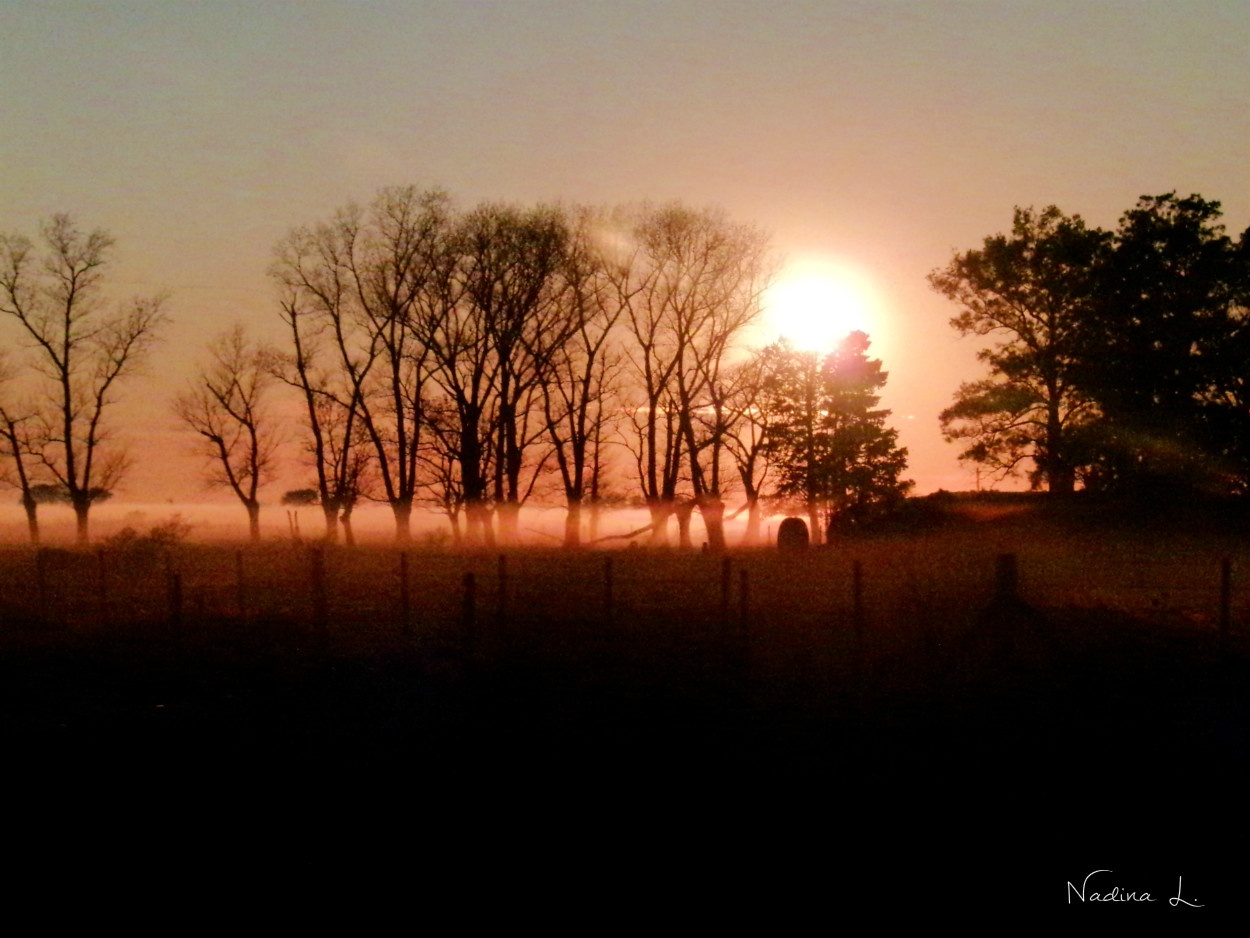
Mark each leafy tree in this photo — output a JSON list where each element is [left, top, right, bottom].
[[929, 206, 1109, 493], [0, 215, 166, 543], [1075, 193, 1245, 493], [764, 332, 911, 540]]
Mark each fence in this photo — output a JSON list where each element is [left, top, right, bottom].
[[1, 538, 1245, 652]]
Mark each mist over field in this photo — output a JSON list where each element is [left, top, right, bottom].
[[0, 500, 782, 548]]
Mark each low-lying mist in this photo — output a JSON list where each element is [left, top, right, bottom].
[[0, 501, 788, 549]]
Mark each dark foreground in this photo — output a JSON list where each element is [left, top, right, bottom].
[[2, 600, 1246, 922]]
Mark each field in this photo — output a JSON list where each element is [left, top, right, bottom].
[[3, 499, 1248, 913]]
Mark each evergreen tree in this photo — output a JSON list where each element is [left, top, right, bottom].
[[764, 332, 911, 539]]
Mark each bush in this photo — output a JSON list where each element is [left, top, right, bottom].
[[104, 515, 192, 553]]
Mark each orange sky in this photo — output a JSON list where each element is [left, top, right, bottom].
[[1, 0, 1246, 508]]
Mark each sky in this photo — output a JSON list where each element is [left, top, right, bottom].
[[1, 0, 1246, 511]]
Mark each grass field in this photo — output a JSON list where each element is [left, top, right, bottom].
[[3, 501, 1247, 914]]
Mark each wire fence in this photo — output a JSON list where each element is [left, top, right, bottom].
[[2, 537, 1246, 650]]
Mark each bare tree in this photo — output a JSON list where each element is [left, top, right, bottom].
[[719, 348, 778, 545], [0, 351, 44, 544], [615, 203, 773, 549], [461, 203, 571, 544], [0, 215, 167, 544], [174, 325, 279, 542], [541, 206, 628, 547], [272, 278, 371, 544], [273, 187, 451, 543]]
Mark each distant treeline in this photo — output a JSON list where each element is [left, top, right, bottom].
[[2, 195, 910, 548]]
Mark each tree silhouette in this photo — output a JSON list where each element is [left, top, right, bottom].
[[0, 215, 166, 543], [1076, 193, 1245, 493], [175, 325, 279, 542], [540, 206, 627, 548], [929, 206, 1108, 494], [764, 333, 911, 539], [615, 203, 773, 547], [0, 351, 42, 544], [272, 187, 450, 543]]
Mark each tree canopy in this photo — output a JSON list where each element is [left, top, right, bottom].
[[933, 193, 1250, 497]]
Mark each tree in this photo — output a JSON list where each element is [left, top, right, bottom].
[[0, 215, 167, 543], [458, 202, 571, 544], [929, 206, 1109, 493], [1075, 193, 1244, 493], [273, 271, 371, 545], [272, 187, 451, 543], [0, 351, 43, 544], [540, 205, 627, 548], [764, 332, 911, 538], [174, 325, 279, 542], [720, 347, 781, 544], [615, 203, 773, 548]]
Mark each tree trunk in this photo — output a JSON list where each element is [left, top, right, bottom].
[[587, 498, 601, 544], [647, 499, 672, 546], [697, 495, 726, 553], [466, 500, 495, 548], [743, 496, 761, 546], [246, 502, 261, 543], [1045, 386, 1075, 495], [807, 500, 822, 547], [563, 497, 582, 549], [675, 501, 695, 549], [321, 505, 340, 544], [73, 499, 90, 546], [496, 501, 521, 545], [21, 495, 39, 547], [392, 499, 413, 544], [341, 509, 356, 547]]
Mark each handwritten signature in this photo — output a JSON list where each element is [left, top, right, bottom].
[[1067, 870, 1203, 907]]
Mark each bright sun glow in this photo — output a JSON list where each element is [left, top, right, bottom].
[[761, 257, 881, 353]]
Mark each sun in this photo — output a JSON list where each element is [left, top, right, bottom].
[[760, 257, 880, 353]]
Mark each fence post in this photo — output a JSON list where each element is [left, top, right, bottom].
[[399, 551, 411, 634], [852, 559, 864, 647], [1220, 557, 1232, 643], [36, 548, 48, 621], [168, 571, 183, 630], [739, 568, 749, 632], [236, 549, 246, 620], [993, 553, 1020, 604], [720, 557, 732, 628], [462, 571, 477, 640], [604, 556, 614, 625], [97, 549, 108, 624], [310, 546, 327, 629], [497, 554, 508, 622]]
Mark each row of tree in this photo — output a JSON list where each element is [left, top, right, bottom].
[[1, 193, 912, 546], [932, 192, 1250, 497]]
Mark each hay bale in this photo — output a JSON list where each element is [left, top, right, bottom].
[[777, 517, 809, 551]]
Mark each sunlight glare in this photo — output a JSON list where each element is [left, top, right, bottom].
[[761, 257, 881, 353]]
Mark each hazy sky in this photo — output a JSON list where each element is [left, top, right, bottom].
[[1, 0, 1246, 505]]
